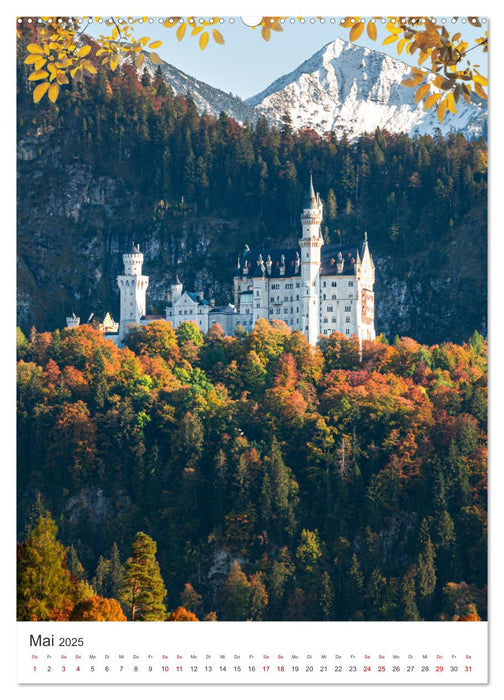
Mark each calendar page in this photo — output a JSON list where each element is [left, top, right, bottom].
[[14, 4, 490, 690]]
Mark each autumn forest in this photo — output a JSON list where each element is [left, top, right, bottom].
[[17, 321, 487, 621], [16, 25, 487, 623]]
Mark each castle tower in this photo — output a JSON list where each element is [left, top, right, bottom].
[[171, 275, 183, 303], [299, 173, 323, 345], [66, 312, 80, 329], [117, 243, 149, 342]]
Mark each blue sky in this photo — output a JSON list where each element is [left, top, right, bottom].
[[84, 16, 488, 99]]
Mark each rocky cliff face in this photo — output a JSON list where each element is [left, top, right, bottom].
[[17, 132, 247, 333], [17, 132, 486, 345]]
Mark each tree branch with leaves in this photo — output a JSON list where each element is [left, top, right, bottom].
[[20, 15, 488, 119], [342, 16, 487, 122]]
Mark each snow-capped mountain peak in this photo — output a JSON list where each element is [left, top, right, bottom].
[[246, 37, 486, 139]]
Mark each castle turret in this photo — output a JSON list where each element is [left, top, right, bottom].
[[66, 312, 80, 329], [299, 173, 323, 345], [171, 275, 183, 303], [117, 243, 149, 342]]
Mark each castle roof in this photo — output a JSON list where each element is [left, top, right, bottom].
[[320, 242, 367, 276], [210, 303, 238, 315], [237, 240, 369, 279], [239, 247, 301, 278], [166, 291, 211, 308], [186, 292, 212, 306], [303, 172, 318, 209]]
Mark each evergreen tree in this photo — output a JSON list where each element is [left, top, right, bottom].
[[320, 571, 335, 621], [119, 532, 167, 621], [180, 582, 202, 615], [218, 561, 251, 621], [417, 537, 437, 618], [400, 567, 420, 621], [17, 514, 74, 620]]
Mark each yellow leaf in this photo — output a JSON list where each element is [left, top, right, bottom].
[[110, 54, 120, 71], [350, 22, 364, 42], [386, 19, 402, 35], [212, 29, 225, 45], [163, 17, 181, 28], [474, 82, 487, 99], [367, 21, 377, 41], [191, 27, 204, 36], [27, 43, 44, 54], [437, 99, 447, 123], [397, 37, 407, 54], [33, 81, 50, 103], [473, 73, 488, 86], [383, 34, 398, 46], [83, 61, 97, 75], [402, 74, 424, 88], [149, 40, 162, 49], [48, 83, 59, 103], [446, 92, 457, 114], [199, 32, 209, 50], [176, 22, 187, 41], [78, 45, 91, 58], [150, 52, 162, 65], [33, 82, 49, 104], [28, 70, 49, 81], [24, 54, 43, 65], [418, 49, 430, 65], [56, 71, 69, 85], [415, 83, 430, 103], [424, 93, 441, 110], [136, 53, 144, 68]]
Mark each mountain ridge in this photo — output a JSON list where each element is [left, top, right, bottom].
[[142, 36, 486, 140], [245, 37, 486, 139]]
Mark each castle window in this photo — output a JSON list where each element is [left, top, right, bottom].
[[331, 281, 337, 287], [349, 293, 353, 298], [346, 316, 350, 323], [348, 281, 354, 287], [332, 294, 337, 300], [346, 329, 350, 335], [332, 317, 336, 323], [345, 305, 351, 312], [323, 318, 328, 324], [323, 281, 327, 288], [323, 294, 326, 300], [327, 306, 333, 312]]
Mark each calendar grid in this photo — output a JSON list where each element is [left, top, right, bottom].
[[18, 621, 488, 684]]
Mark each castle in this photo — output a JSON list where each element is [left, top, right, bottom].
[[68, 176, 376, 346]]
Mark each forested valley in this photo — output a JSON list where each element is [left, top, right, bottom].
[[17, 322, 487, 621]]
